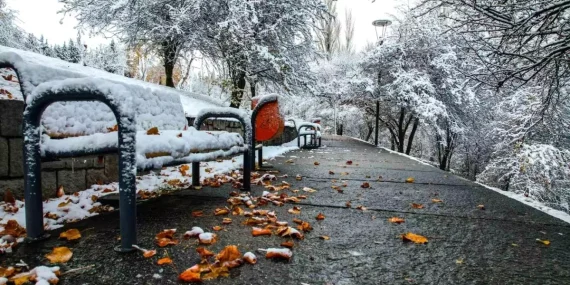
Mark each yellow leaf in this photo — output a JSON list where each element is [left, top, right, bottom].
[[59, 229, 81, 241], [411, 203, 424, 209], [316, 213, 325, 220], [456, 258, 464, 264], [536, 239, 550, 246], [432, 199, 443, 203], [401, 233, 428, 244], [320, 235, 330, 240], [45, 247, 73, 263], [406, 177, 415, 183], [314, 161, 320, 166], [146, 127, 159, 135], [389, 217, 405, 224], [157, 257, 173, 265]]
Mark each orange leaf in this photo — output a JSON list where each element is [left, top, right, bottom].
[[389, 217, 405, 224], [192, 210, 204, 217], [59, 229, 81, 241], [156, 238, 179, 247], [297, 221, 313, 232], [411, 203, 424, 209], [292, 218, 303, 225], [146, 127, 159, 135], [196, 247, 215, 259], [216, 245, 241, 263], [179, 268, 201, 282], [56, 185, 65, 198], [316, 213, 325, 220], [4, 189, 15, 204], [406, 177, 415, 183], [288, 206, 301, 215], [45, 247, 73, 263], [107, 124, 118, 132], [265, 248, 292, 261], [251, 227, 272, 237], [280, 240, 294, 248], [222, 218, 232, 224], [212, 226, 223, 231], [345, 201, 352, 208], [361, 182, 370, 189], [243, 252, 257, 264], [320, 235, 330, 240], [432, 199, 443, 203], [231, 206, 244, 216], [214, 208, 229, 216], [157, 257, 173, 265], [314, 161, 320, 166], [156, 229, 176, 240], [0, 220, 26, 237], [143, 249, 157, 258], [401, 233, 428, 244]]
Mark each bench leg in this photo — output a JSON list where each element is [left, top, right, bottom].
[[258, 146, 263, 169], [192, 162, 200, 187], [23, 128, 49, 242], [242, 149, 251, 191], [115, 130, 138, 253]]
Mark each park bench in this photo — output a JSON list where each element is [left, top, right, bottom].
[[296, 118, 322, 149], [0, 46, 282, 253]]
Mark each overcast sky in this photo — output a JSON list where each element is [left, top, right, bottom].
[[7, 0, 398, 51]]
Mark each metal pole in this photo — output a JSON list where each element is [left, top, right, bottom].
[[375, 100, 380, 146]]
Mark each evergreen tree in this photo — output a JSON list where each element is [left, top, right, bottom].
[[68, 38, 81, 63]]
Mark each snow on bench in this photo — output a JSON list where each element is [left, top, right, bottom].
[[0, 45, 223, 137]]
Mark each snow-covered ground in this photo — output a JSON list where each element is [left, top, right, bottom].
[[0, 141, 299, 234]]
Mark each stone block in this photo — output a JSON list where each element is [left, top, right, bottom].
[[104, 154, 119, 181], [57, 169, 86, 194], [0, 178, 24, 198], [42, 160, 66, 171], [8, 138, 23, 177], [0, 100, 24, 137], [0, 137, 8, 177], [42, 171, 57, 198], [86, 169, 109, 187], [64, 157, 94, 170]]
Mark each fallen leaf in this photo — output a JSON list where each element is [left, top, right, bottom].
[[0, 266, 15, 278], [179, 268, 201, 282], [277, 226, 304, 239], [212, 226, 223, 231], [314, 162, 320, 166], [536, 239, 550, 246], [288, 206, 301, 214], [355, 205, 367, 211], [45, 247, 73, 263], [184, 227, 204, 239], [295, 175, 302, 181], [252, 227, 272, 237], [280, 240, 294, 248], [214, 208, 229, 216], [146, 127, 160, 135], [177, 133, 183, 138], [292, 218, 303, 225], [192, 210, 204, 217], [406, 177, 415, 183], [243, 252, 257, 264], [265, 248, 292, 261], [302, 187, 317, 193], [196, 247, 215, 259], [155, 229, 178, 247], [361, 182, 370, 188], [456, 258, 464, 265], [297, 221, 313, 232], [3, 189, 15, 204], [346, 160, 353, 165], [157, 257, 173, 265], [0, 220, 26, 237], [222, 218, 232, 224], [345, 201, 352, 208], [432, 199, 443, 203], [389, 217, 405, 224], [231, 206, 244, 216], [329, 170, 335, 175], [59, 229, 81, 241], [411, 203, 424, 209], [320, 235, 330, 240], [216, 245, 241, 263], [477, 204, 485, 210], [316, 213, 325, 220], [401, 233, 428, 244], [143, 249, 157, 258], [285, 159, 294, 164]]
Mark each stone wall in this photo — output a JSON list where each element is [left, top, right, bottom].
[[0, 99, 119, 199]]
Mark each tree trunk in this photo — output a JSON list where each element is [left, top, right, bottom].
[[230, 71, 247, 108], [405, 117, 419, 155], [250, 81, 256, 99], [397, 108, 406, 153], [163, 41, 178, 88]]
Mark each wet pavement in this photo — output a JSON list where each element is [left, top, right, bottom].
[[3, 136, 570, 284]]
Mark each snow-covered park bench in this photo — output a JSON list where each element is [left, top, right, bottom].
[[0, 46, 268, 252], [293, 118, 322, 149]]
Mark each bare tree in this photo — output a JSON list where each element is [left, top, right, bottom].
[[316, 0, 341, 58], [343, 9, 355, 53]]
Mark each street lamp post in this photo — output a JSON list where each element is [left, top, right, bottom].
[[372, 19, 391, 147]]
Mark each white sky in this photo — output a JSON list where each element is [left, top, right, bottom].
[[7, 0, 398, 51]]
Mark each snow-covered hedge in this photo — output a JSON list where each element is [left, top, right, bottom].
[[478, 143, 570, 212]]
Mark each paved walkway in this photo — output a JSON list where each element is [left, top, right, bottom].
[[6, 136, 570, 284]]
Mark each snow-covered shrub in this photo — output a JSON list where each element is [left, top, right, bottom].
[[478, 143, 570, 212]]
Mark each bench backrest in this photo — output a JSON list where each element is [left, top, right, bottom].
[[251, 96, 284, 141]]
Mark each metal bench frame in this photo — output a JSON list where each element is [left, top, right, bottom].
[[297, 123, 321, 149]]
